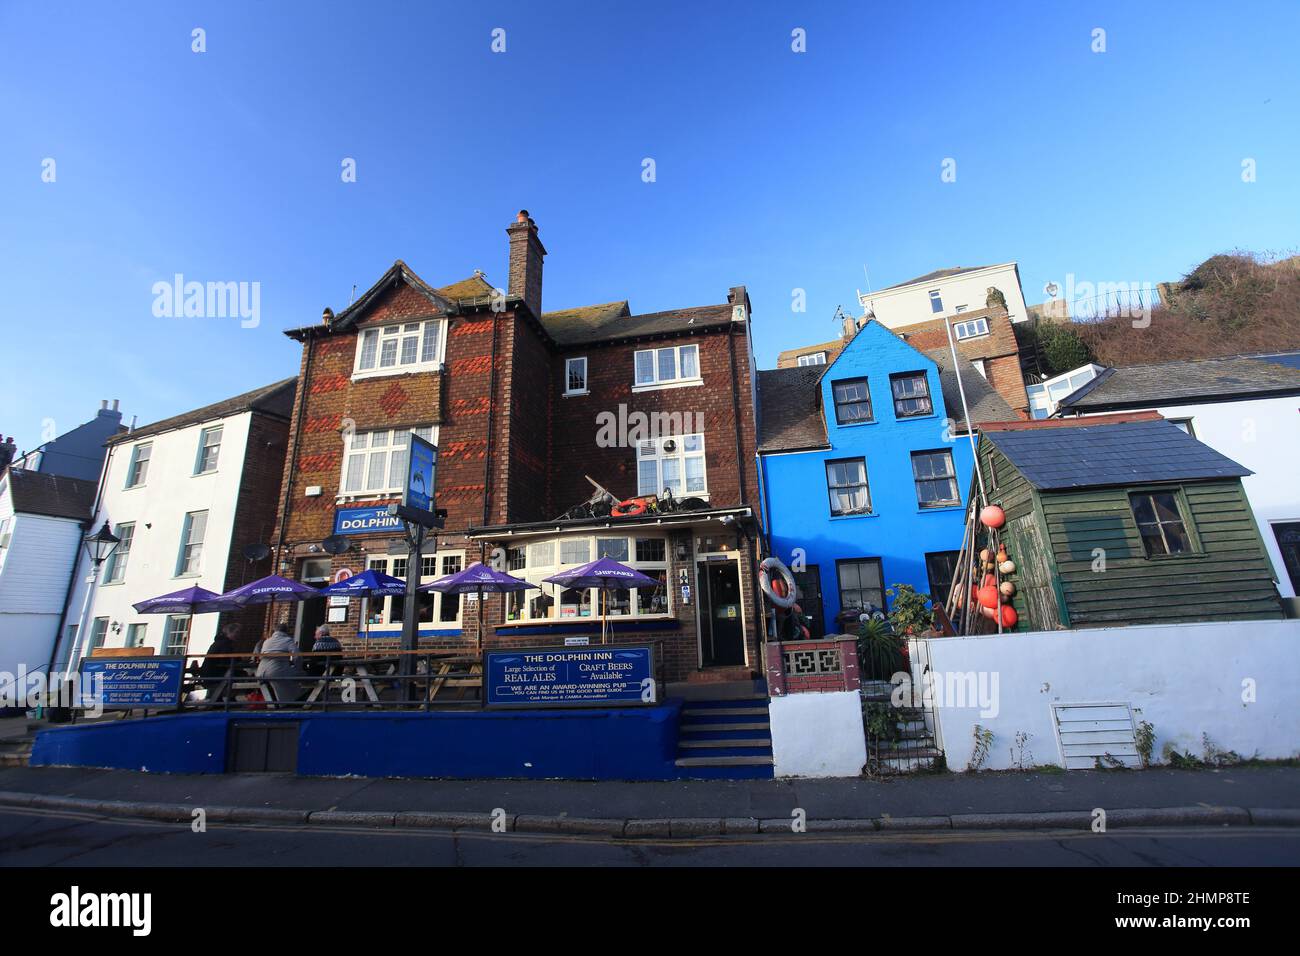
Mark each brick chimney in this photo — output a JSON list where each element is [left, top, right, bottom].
[[506, 209, 546, 317]]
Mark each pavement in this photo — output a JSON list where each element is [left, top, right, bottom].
[[1, 763, 1297, 838]]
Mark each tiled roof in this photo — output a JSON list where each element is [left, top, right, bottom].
[[1058, 355, 1300, 411], [541, 301, 732, 347], [775, 338, 846, 369], [983, 417, 1252, 490], [5, 469, 97, 520], [108, 379, 297, 444], [756, 366, 828, 453], [921, 348, 1015, 430]]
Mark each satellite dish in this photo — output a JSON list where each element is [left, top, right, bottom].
[[663, 439, 677, 453], [242, 543, 271, 562], [321, 535, 350, 556]]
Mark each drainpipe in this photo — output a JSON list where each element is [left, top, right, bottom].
[[482, 310, 499, 528], [728, 327, 769, 666], [273, 330, 315, 619], [48, 439, 116, 677]]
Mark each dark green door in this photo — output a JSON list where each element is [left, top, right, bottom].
[[697, 560, 745, 666]]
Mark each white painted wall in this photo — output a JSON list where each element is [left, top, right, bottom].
[[912, 620, 1300, 771], [769, 690, 868, 778], [0, 483, 84, 680], [61, 411, 255, 665], [1080, 395, 1300, 597], [860, 263, 1029, 329]]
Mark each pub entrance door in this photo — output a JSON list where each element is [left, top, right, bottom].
[[696, 556, 746, 667]]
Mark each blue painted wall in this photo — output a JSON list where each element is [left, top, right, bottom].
[[761, 322, 974, 634], [31, 703, 685, 781]]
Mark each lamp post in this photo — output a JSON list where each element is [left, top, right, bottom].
[[65, 521, 121, 672]]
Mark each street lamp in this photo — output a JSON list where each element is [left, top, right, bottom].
[[66, 522, 121, 671]]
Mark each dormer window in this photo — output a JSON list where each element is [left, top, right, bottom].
[[353, 319, 446, 379], [797, 352, 827, 366], [953, 317, 989, 340]]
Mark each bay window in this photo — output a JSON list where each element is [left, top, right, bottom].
[[340, 426, 436, 497], [353, 319, 445, 378], [502, 534, 670, 623], [363, 552, 463, 626]]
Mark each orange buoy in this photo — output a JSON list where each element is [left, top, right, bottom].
[[980, 504, 1006, 529], [978, 585, 1000, 609]]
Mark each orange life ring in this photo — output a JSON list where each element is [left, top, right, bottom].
[[611, 498, 648, 518]]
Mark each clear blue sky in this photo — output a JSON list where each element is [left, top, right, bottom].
[[3, 1, 1297, 454]]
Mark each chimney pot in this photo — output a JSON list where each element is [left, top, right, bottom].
[[506, 210, 546, 316], [323, 307, 335, 326], [112, 399, 119, 412], [101, 400, 108, 410]]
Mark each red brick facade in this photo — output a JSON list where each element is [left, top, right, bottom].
[[896, 306, 1030, 414], [269, 215, 767, 682]]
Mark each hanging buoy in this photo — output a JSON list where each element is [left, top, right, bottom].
[[759, 557, 797, 609], [999, 581, 1016, 598], [978, 585, 1000, 609], [999, 559, 1016, 575], [982, 573, 996, 588], [999, 605, 1018, 628], [980, 504, 1006, 529], [979, 548, 992, 563]]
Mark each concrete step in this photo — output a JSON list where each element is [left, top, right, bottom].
[[678, 738, 772, 750], [682, 706, 769, 718], [679, 721, 769, 733], [674, 755, 774, 768]]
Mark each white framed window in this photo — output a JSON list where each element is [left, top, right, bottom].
[[636, 433, 707, 498], [953, 317, 989, 340], [502, 534, 670, 623], [90, 617, 109, 649], [195, 425, 223, 474], [125, 623, 148, 648], [0, 516, 12, 572], [633, 344, 700, 389], [363, 550, 464, 627], [826, 458, 871, 516], [564, 357, 588, 395], [176, 510, 208, 576], [163, 617, 191, 655], [340, 426, 436, 497], [911, 450, 960, 509], [103, 522, 134, 584], [797, 352, 827, 366], [353, 319, 446, 379], [125, 442, 151, 488], [928, 290, 944, 314]]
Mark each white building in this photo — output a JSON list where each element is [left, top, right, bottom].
[[56, 380, 295, 667], [0, 470, 97, 688], [1026, 363, 1105, 419], [858, 262, 1030, 330], [1056, 354, 1300, 604]]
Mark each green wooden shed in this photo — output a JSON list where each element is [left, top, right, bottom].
[[976, 412, 1284, 630]]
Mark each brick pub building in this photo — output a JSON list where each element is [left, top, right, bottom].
[[273, 212, 767, 685]]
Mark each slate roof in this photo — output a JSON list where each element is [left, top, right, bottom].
[[876, 265, 996, 293], [541, 302, 733, 347], [982, 418, 1252, 491], [108, 379, 297, 444], [756, 366, 829, 452], [921, 349, 1015, 430], [1057, 355, 1300, 412], [4, 469, 97, 520]]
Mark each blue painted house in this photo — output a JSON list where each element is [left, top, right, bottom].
[[757, 319, 1014, 635]]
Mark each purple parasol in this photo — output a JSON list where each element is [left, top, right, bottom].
[[131, 585, 226, 615]]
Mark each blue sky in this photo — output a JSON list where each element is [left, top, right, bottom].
[[2, 1, 1297, 454]]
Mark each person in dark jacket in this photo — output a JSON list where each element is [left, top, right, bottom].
[[198, 623, 243, 700]]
